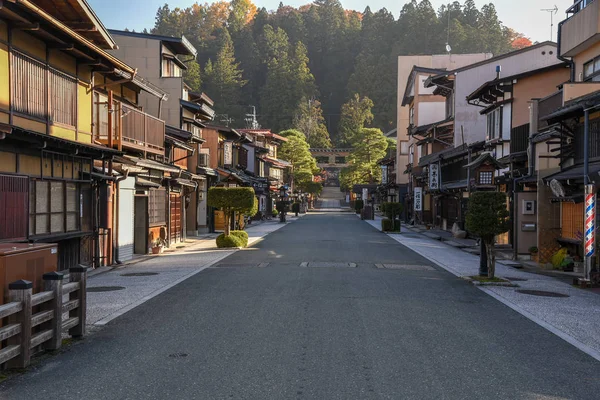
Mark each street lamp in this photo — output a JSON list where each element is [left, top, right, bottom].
[[278, 186, 287, 222]]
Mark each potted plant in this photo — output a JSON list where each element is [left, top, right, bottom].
[[151, 238, 166, 254], [529, 246, 539, 263]]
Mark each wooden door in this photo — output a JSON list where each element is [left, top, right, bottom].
[[170, 194, 182, 243]]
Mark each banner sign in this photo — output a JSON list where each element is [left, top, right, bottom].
[[429, 163, 440, 190], [381, 165, 388, 184], [224, 141, 233, 166], [414, 187, 423, 211]]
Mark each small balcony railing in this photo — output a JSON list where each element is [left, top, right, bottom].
[[96, 102, 165, 156], [559, 0, 600, 57]]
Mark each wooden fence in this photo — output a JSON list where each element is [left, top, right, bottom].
[[0, 266, 87, 369]]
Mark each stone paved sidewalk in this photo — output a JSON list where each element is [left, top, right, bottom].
[[85, 217, 303, 328], [363, 215, 600, 362]]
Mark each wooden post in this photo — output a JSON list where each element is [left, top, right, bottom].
[[42, 271, 64, 351], [68, 266, 88, 338], [7, 280, 32, 369]]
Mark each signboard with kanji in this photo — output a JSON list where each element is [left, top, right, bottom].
[[224, 141, 233, 166], [414, 187, 423, 211], [429, 163, 440, 190]]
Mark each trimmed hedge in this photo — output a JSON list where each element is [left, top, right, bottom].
[[381, 202, 403, 220], [355, 199, 364, 213], [230, 230, 249, 247], [381, 218, 401, 232], [216, 234, 243, 248]]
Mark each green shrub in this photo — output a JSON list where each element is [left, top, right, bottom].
[[355, 199, 364, 212], [381, 218, 392, 231], [465, 191, 510, 278], [272, 209, 279, 217], [381, 218, 401, 232], [381, 202, 403, 220], [230, 230, 249, 247], [216, 234, 243, 248], [208, 187, 255, 236], [292, 202, 300, 214]]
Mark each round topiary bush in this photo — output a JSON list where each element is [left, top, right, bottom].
[[216, 234, 243, 248], [230, 230, 249, 247]]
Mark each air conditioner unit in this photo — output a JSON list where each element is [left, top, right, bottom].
[[198, 153, 210, 167]]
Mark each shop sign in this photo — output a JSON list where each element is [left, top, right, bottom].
[[381, 165, 388, 184], [429, 163, 440, 190], [414, 187, 423, 211], [224, 141, 233, 166]]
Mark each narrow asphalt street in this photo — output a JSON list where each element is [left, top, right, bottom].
[[2, 211, 600, 399]]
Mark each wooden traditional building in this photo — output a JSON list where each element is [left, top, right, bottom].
[[0, 0, 165, 268]]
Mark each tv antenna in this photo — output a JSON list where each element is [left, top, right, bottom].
[[445, 3, 452, 54], [541, 5, 558, 42]]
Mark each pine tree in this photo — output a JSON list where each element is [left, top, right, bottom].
[[183, 58, 202, 92], [203, 29, 247, 117], [338, 94, 374, 147]]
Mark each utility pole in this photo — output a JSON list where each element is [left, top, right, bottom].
[[541, 6, 558, 42], [244, 106, 260, 129]]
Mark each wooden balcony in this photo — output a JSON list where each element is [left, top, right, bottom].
[[96, 102, 165, 156], [559, 0, 600, 57]]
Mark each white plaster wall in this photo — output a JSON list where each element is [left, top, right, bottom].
[[454, 43, 562, 146], [502, 103, 512, 141], [418, 102, 446, 126]]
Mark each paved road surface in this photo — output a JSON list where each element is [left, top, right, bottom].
[[2, 213, 599, 399], [316, 186, 345, 209]]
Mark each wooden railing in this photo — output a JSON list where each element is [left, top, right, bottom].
[[96, 102, 165, 157], [0, 266, 87, 369], [121, 104, 165, 156]]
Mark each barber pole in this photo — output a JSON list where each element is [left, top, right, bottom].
[[584, 185, 596, 282], [585, 187, 595, 258]]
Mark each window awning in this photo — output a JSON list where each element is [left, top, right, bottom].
[[197, 167, 218, 177], [162, 53, 188, 70], [543, 163, 600, 183], [171, 178, 196, 188], [4, 125, 122, 159], [136, 177, 162, 188], [165, 136, 195, 152], [116, 155, 180, 173]]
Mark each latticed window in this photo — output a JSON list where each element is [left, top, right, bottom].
[[50, 69, 77, 126], [479, 171, 493, 185], [29, 180, 80, 236], [11, 51, 46, 119], [11, 51, 77, 126], [149, 187, 166, 226], [561, 202, 584, 241]]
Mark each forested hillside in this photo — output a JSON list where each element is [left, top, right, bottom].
[[147, 0, 531, 145]]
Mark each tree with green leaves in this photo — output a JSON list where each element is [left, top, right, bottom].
[[340, 127, 388, 189], [183, 58, 202, 92], [151, 0, 523, 137], [338, 94, 374, 147], [203, 29, 247, 118], [207, 187, 255, 237], [465, 191, 510, 279], [278, 129, 319, 190], [294, 98, 332, 149]]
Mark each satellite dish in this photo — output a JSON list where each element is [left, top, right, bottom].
[[550, 179, 566, 198], [446, 43, 452, 53]]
